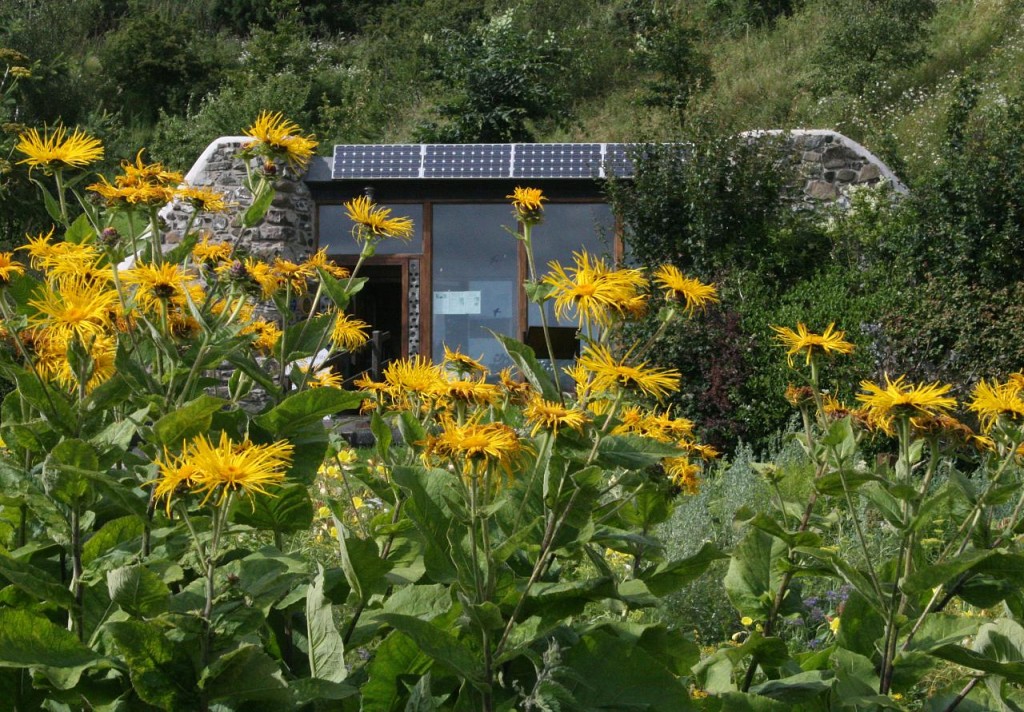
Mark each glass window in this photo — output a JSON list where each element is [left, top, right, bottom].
[[431, 204, 518, 371], [318, 203, 424, 256]]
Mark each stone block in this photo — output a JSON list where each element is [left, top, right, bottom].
[[836, 168, 858, 182], [857, 163, 881, 182], [805, 180, 838, 200]]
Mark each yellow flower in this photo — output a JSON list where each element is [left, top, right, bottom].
[[52, 332, 117, 394], [272, 256, 315, 294], [523, 395, 589, 436], [427, 416, 522, 479], [664, 457, 700, 493], [857, 374, 957, 432], [740, 616, 754, 626], [16, 125, 103, 172], [771, 322, 854, 367], [441, 377, 502, 407], [120, 262, 196, 313], [29, 276, 119, 343], [507, 186, 546, 224], [176, 185, 230, 212], [542, 251, 647, 330], [86, 150, 182, 208], [343, 195, 415, 241], [192, 236, 234, 265], [968, 377, 1024, 433], [243, 111, 318, 171], [242, 318, 283, 355], [152, 453, 201, 515], [0, 251, 25, 284], [651, 265, 719, 314], [308, 369, 344, 389], [185, 431, 294, 507], [577, 343, 681, 401], [303, 248, 350, 279], [829, 616, 840, 634], [330, 311, 371, 352], [443, 345, 489, 377]]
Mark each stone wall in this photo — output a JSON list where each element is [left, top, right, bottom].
[[160, 137, 315, 261]]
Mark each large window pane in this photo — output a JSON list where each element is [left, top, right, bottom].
[[431, 204, 517, 371], [319, 203, 424, 256]]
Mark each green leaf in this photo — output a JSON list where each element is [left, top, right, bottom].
[[0, 547, 75, 607], [292, 678, 358, 704], [64, 212, 95, 244], [361, 631, 431, 712], [0, 608, 103, 690], [200, 644, 291, 704], [643, 542, 728, 596], [316, 267, 366, 312], [307, 564, 347, 683], [255, 388, 365, 436], [83, 516, 144, 566], [725, 528, 787, 620], [282, 312, 334, 363], [229, 481, 314, 534], [332, 524, 393, 603], [492, 331, 560, 401], [585, 433, 682, 469], [152, 394, 227, 447], [242, 181, 275, 227], [563, 626, 694, 710], [107, 620, 200, 708], [371, 411, 393, 457], [932, 618, 1024, 683], [1, 366, 76, 435], [377, 613, 483, 685], [107, 565, 170, 618], [835, 587, 886, 659], [392, 465, 460, 583]]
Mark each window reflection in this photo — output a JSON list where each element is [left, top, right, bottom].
[[432, 204, 517, 371]]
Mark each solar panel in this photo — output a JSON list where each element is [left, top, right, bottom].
[[329, 143, 638, 180], [424, 144, 511, 178], [513, 144, 602, 179], [333, 144, 422, 179], [603, 144, 635, 178]]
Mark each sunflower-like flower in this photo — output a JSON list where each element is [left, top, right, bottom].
[[443, 345, 489, 377], [241, 318, 283, 355], [152, 455, 201, 516], [427, 416, 522, 479], [51, 332, 117, 394], [176, 185, 230, 213], [857, 374, 957, 433], [652, 265, 719, 314], [29, 275, 119, 343], [15, 125, 104, 173], [191, 236, 234, 265], [614, 407, 695, 442], [272, 257, 315, 294], [377, 356, 447, 409], [499, 366, 533, 403], [523, 395, 589, 436], [307, 369, 344, 389], [442, 377, 502, 407], [303, 248, 350, 279], [968, 377, 1024, 433], [330, 311, 371, 352], [543, 251, 647, 330], [87, 150, 182, 208], [242, 111, 318, 172], [664, 457, 701, 494], [771, 322, 855, 367], [0, 252, 25, 285], [120, 262, 196, 313], [18, 227, 103, 277], [343, 195, 415, 241], [182, 431, 293, 508], [507, 186, 547, 225], [577, 343, 681, 401]]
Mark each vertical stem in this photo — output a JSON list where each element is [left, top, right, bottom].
[[69, 500, 84, 639]]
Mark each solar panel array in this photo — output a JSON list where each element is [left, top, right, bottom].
[[331, 143, 638, 180]]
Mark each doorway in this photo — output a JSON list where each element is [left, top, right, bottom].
[[341, 263, 405, 380]]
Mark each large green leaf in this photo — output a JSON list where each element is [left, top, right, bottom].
[[255, 388, 366, 436], [83, 516, 145, 566], [584, 433, 682, 469], [332, 524, 393, 603], [0, 547, 75, 607], [0, 608, 104, 690], [199, 644, 291, 705], [932, 618, 1024, 683], [307, 564, 347, 683], [151, 394, 227, 447], [724, 528, 788, 620], [492, 331, 560, 401], [230, 481, 314, 533], [643, 543, 728, 596], [107, 565, 170, 618], [316, 267, 366, 312], [563, 626, 695, 711], [377, 613, 483, 685], [283, 312, 334, 363], [392, 465, 460, 583], [361, 631, 431, 712], [106, 620, 200, 708], [242, 180, 275, 227]]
